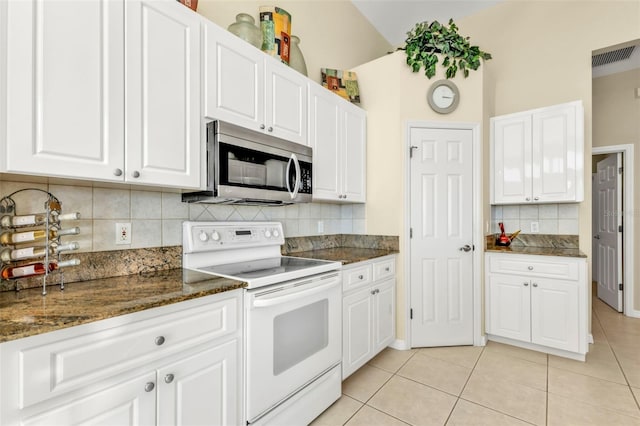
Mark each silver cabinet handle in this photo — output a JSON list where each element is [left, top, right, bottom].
[[525, 197, 531, 201], [155, 336, 165, 346], [113, 168, 123, 176], [524, 282, 529, 286], [145, 382, 155, 392], [358, 275, 364, 280], [267, 126, 273, 132], [371, 290, 376, 295], [132, 171, 140, 178], [459, 245, 472, 252], [534, 197, 539, 201], [385, 267, 390, 272], [260, 124, 265, 130], [344, 194, 347, 199], [532, 283, 538, 287], [164, 374, 175, 384], [527, 266, 533, 271]]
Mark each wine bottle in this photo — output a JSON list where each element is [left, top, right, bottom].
[[1, 259, 80, 280], [0, 227, 81, 245], [0, 211, 80, 228], [0, 242, 80, 262]]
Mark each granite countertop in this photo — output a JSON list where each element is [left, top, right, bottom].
[[289, 247, 399, 265], [485, 236, 587, 258], [0, 269, 245, 343]]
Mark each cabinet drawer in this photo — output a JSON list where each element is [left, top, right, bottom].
[[17, 294, 238, 409], [488, 255, 579, 281], [373, 257, 395, 281], [343, 264, 373, 292]]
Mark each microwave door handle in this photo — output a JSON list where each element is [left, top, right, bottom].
[[285, 155, 293, 194], [291, 153, 301, 199]]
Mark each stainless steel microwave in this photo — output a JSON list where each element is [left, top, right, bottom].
[[182, 121, 312, 205]]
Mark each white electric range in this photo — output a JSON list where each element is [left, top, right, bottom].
[[182, 221, 342, 425]]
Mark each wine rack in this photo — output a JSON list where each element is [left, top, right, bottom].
[[0, 189, 81, 294]]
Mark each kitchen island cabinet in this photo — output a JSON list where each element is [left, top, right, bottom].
[[485, 252, 588, 360], [342, 255, 395, 379], [1, 0, 202, 189], [0, 289, 242, 425]]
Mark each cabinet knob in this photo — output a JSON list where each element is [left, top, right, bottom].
[[164, 373, 175, 384], [358, 274, 364, 280], [371, 290, 376, 295], [132, 171, 140, 178], [267, 126, 273, 132], [113, 168, 123, 177], [260, 124, 266, 130], [385, 267, 390, 272], [155, 336, 166, 346], [527, 266, 533, 271], [525, 197, 531, 201], [534, 197, 540, 201], [524, 282, 529, 286], [145, 382, 155, 392], [532, 283, 538, 287]]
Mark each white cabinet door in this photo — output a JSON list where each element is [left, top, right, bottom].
[[342, 286, 373, 379], [373, 278, 395, 353], [4, 0, 125, 181], [21, 372, 156, 426], [126, 0, 201, 189], [309, 84, 341, 201], [530, 278, 580, 352], [491, 114, 532, 204], [265, 60, 308, 145], [342, 104, 367, 203], [531, 103, 580, 203], [204, 21, 264, 130], [158, 340, 240, 426], [487, 273, 531, 342]]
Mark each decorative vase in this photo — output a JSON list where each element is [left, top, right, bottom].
[[288, 35, 307, 76], [228, 13, 262, 49]]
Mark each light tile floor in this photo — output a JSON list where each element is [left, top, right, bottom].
[[312, 296, 640, 425]]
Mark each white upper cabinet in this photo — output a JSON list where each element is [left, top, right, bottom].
[[309, 82, 366, 203], [2, 0, 202, 189], [126, 0, 202, 188], [204, 23, 307, 145], [491, 100, 584, 204]]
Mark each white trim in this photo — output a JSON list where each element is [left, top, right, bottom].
[[592, 144, 638, 318], [487, 334, 586, 361], [404, 121, 483, 348], [388, 339, 410, 351], [588, 334, 594, 344]]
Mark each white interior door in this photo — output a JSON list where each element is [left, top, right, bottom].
[[595, 153, 623, 312], [410, 127, 474, 347]]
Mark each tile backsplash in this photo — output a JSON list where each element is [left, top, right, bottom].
[[0, 179, 366, 253], [491, 204, 579, 235]]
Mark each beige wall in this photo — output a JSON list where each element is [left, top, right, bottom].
[[353, 52, 484, 341], [592, 67, 640, 309], [196, 0, 393, 85]]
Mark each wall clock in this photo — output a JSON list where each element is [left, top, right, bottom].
[[427, 80, 460, 114]]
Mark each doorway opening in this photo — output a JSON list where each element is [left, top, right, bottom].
[[592, 145, 636, 317]]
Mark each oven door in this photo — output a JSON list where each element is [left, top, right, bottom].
[[245, 271, 341, 423]]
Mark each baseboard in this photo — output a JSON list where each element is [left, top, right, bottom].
[[389, 339, 410, 350], [588, 334, 594, 344], [476, 335, 488, 346], [625, 308, 640, 319]]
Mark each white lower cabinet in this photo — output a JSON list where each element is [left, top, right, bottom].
[[342, 256, 396, 379], [485, 253, 588, 360], [0, 290, 242, 425]]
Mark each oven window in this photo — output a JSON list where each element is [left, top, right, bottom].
[[273, 299, 328, 375]]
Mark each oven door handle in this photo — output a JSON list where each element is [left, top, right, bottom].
[[285, 153, 301, 200], [252, 278, 340, 308]]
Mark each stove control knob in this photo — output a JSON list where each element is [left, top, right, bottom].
[[211, 231, 221, 241], [265, 229, 272, 238], [273, 229, 280, 238], [198, 231, 208, 242]]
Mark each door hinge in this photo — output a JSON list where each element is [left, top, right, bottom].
[[619, 225, 623, 232], [410, 308, 413, 319], [410, 228, 413, 239], [619, 283, 623, 291], [409, 145, 418, 158], [619, 166, 624, 174], [473, 244, 475, 251]]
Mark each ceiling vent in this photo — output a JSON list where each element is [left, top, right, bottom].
[[592, 46, 635, 67]]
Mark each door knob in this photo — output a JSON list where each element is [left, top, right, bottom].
[[459, 245, 472, 252]]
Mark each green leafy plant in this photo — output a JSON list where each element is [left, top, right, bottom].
[[400, 19, 492, 79]]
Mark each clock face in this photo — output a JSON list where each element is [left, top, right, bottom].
[[427, 80, 460, 114]]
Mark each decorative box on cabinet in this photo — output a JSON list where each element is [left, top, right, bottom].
[[203, 20, 307, 145], [1, 0, 202, 189], [0, 290, 243, 425], [490, 100, 584, 204], [342, 255, 395, 379], [309, 81, 366, 203], [485, 252, 588, 360]]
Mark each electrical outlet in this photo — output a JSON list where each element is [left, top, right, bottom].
[[530, 221, 539, 233], [116, 222, 131, 245], [317, 221, 324, 233]]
